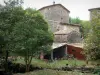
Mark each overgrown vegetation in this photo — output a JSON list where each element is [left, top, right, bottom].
[[69, 17, 91, 39], [14, 69, 95, 75], [0, 0, 100, 75], [0, 0, 53, 72], [69, 17, 81, 24], [84, 11, 100, 61], [0, 0, 24, 72], [80, 21, 91, 38]]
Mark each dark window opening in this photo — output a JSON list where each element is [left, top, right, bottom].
[[72, 49, 75, 52]]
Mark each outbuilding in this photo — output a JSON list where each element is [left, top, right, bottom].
[[43, 43, 85, 60]]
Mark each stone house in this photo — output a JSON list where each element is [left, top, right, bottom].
[[39, 3, 82, 43], [39, 4, 70, 32], [39, 3, 83, 60]]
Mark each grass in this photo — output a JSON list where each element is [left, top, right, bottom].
[[14, 69, 95, 75], [14, 57, 86, 69], [13, 58, 96, 75]]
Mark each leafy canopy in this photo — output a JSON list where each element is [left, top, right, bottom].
[[80, 21, 91, 38], [0, 0, 53, 72], [84, 11, 100, 61], [69, 17, 81, 24], [12, 8, 53, 56], [0, 0, 25, 52]]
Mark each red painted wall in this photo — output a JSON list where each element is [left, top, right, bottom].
[[67, 45, 85, 60]]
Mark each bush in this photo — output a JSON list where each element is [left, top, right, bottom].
[[94, 67, 100, 75], [8, 63, 43, 73], [0, 58, 5, 70]]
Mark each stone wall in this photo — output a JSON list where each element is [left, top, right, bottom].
[[40, 5, 69, 23], [62, 25, 80, 33], [54, 24, 81, 43], [40, 4, 70, 32], [54, 31, 82, 43]]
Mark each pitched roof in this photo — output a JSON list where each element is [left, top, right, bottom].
[[67, 43, 83, 48], [52, 43, 67, 49], [52, 43, 83, 49], [39, 4, 70, 13], [89, 7, 100, 11]]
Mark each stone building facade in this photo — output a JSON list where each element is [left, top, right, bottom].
[[39, 3, 82, 43], [39, 4, 70, 32], [54, 24, 81, 43]]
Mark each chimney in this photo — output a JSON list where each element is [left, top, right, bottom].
[[53, 1, 55, 5]]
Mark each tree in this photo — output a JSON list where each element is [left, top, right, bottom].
[[0, 0, 53, 72], [0, 0, 24, 72], [84, 11, 100, 61], [80, 21, 91, 38], [11, 8, 53, 72], [69, 17, 81, 24]]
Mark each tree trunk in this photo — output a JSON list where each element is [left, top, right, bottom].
[[5, 50, 8, 72], [25, 56, 32, 72], [26, 64, 30, 72]]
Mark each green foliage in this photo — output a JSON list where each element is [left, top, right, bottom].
[[11, 8, 53, 72], [0, 0, 53, 72], [0, 0, 24, 53], [12, 8, 53, 56], [69, 17, 81, 24], [94, 67, 100, 75], [84, 11, 100, 61], [80, 21, 91, 38], [0, 0, 24, 72], [4, 0, 23, 7], [69, 17, 91, 38]]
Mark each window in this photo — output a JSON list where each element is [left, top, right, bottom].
[[72, 49, 75, 52], [61, 18, 63, 20]]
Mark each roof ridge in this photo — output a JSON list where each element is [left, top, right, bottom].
[[38, 4, 70, 12]]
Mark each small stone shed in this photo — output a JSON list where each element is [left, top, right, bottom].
[[43, 43, 85, 60]]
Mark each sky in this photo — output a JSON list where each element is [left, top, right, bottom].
[[0, 0, 100, 20]]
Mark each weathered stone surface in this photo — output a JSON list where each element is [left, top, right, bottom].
[[39, 4, 70, 32], [39, 4, 82, 43]]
